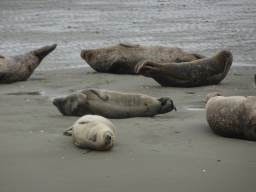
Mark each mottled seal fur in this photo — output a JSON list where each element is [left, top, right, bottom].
[[204, 92, 221, 103], [0, 44, 57, 84], [53, 88, 177, 118], [205, 92, 256, 141], [63, 115, 116, 151], [135, 50, 233, 87], [80, 43, 206, 74]]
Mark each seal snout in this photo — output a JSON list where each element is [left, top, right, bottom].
[[158, 97, 177, 114], [34, 44, 57, 62]]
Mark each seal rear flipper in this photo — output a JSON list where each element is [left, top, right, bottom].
[[89, 89, 109, 101], [0, 55, 5, 58], [63, 126, 73, 136], [134, 60, 157, 77], [33, 44, 57, 62], [107, 56, 130, 74]]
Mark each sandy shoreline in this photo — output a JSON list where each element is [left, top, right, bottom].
[[1, 65, 256, 192], [1, 0, 256, 191]]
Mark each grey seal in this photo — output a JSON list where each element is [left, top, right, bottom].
[[80, 43, 206, 74], [64, 115, 116, 151], [53, 88, 177, 118], [135, 50, 233, 87], [0, 44, 57, 84], [205, 92, 256, 141]]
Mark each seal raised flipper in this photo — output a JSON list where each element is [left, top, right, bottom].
[[33, 44, 57, 62], [63, 126, 73, 136], [82, 89, 109, 101]]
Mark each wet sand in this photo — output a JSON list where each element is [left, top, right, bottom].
[[0, 0, 256, 192]]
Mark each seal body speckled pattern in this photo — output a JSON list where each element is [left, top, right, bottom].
[[0, 44, 57, 84], [63, 115, 116, 151], [206, 95, 256, 141], [53, 88, 176, 118], [135, 50, 233, 87], [80, 43, 206, 74]]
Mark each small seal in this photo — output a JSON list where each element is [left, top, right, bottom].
[[63, 115, 116, 151], [53, 88, 177, 118], [0, 44, 57, 84], [205, 92, 256, 141], [135, 50, 233, 87], [80, 43, 206, 74]]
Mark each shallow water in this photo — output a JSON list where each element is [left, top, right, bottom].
[[0, 0, 255, 70]]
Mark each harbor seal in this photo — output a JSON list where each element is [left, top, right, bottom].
[[80, 43, 206, 74], [135, 50, 233, 87], [205, 93, 256, 141], [63, 115, 116, 151], [53, 88, 177, 118], [0, 44, 57, 84]]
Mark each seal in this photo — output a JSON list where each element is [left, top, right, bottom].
[[63, 115, 116, 151], [80, 43, 206, 74], [53, 88, 177, 118], [0, 44, 57, 84], [205, 92, 256, 141], [135, 50, 233, 87], [204, 92, 221, 103]]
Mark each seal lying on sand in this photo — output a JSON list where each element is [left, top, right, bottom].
[[64, 115, 116, 151], [135, 50, 233, 87], [0, 44, 57, 84], [205, 92, 256, 141], [80, 43, 206, 74], [53, 88, 177, 118]]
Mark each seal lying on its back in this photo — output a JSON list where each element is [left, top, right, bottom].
[[80, 43, 206, 74], [53, 88, 177, 118], [64, 115, 116, 151], [135, 50, 233, 87], [0, 44, 57, 84], [205, 92, 256, 141]]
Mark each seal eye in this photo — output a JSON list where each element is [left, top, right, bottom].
[[79, 122, 88, 124]]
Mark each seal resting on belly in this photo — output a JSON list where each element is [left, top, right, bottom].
[[205, 92, 256, 141], [80, 43, 206, 74], [135, 50, 233, 87]]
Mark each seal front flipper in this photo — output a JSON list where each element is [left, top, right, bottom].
[[63, 126, 73, 136], [107, 56, 130, 74], [89, 89, 109, 101], [134, 60, 157, 77]]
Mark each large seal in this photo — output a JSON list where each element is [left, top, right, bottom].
[[63, 115, 116, 151], [135, 50, 233, 87], [53, 88, 177, 118], [0, 44, 57, 84], [80, 43, 206, 74], [205, 92, 256, 141]]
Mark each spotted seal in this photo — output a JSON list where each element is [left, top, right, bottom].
[[0, 44, 57, 84], [64, 115, 116, 151], [80, 43, 206, 74], [135, 50, 233, 87], [53, 88, 177, 118], [205, 92, 256, 141]]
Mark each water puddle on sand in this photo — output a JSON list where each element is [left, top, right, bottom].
[[5, 91, 44, 96], [185, 102, 205, 111]]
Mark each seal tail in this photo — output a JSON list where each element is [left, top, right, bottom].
[[34, 44, 57, 62], [134, 60, 157, 77], [63, 126, 73, 136]]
